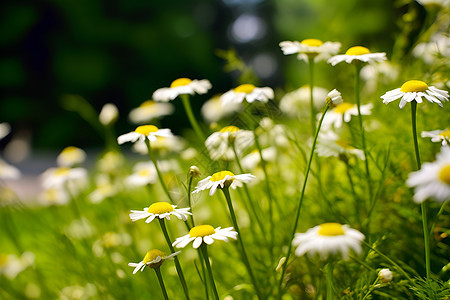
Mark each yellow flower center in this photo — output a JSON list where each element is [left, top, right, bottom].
[[140, 100, 155, 108], [301, 39, 323, 47], [55, 167, 70, 177], [333, 102, 354, 114], [317, 223, 345, 236], [438, 130, 450, 139], [170, 78, 192, 88], [61, 146, 79, 155], [400, 80, 429, 93], [135, 125, 159, 135], [210, 171, 235, 182], [234, 84, 255, 94], [147, 202, 174, 214], [143, 249, 166, 268], [138, 169, 150, 177], [345, 46, 370, 56], [189, 225, 216, 237], [220, 126, 240, 133], [438, 164, 450, 185], [336, 140, 355, 149]]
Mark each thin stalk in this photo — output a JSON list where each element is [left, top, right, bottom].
[[154, 267, 170, 300], [410, 101, 430, 279], [200, 245, 219, 300], [278, 106, 330, 298], [326, 262, 334, 300], [354, 64, 373, 201], [361, 277, 379, 300], [308, 57, 316, 135], [344, 159, 361, 224], [430, 201, 447, 237], [198, 250, 210, 300], [158, 219, 190, 300], [180, 94, 206, 142], [187, 176, 195, 227], [222, 188, 263, 300], [145, 139, 174, 203]]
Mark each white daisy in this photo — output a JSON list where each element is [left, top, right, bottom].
[[316, 131, 365, 160], [132, 135, 185, 155], [172, 225, 238, 249], [129, 202, 191, 223], [328, 46, 386, 66], [89, 175, 118, 204], [326, 89, 344, 107], [220, 84, 274, 107], [125, 162, 158, 187], [381, 80, 449, 109], [41, 167, 87, 190], [117, 125, 173, 145], [421, 129, 450, 146], [413, 33, 450, 65], [321, 102, 373, 129], [152, 78, 212, 102], [39, 187, 70, 206], [201, 95, 241, 123], [99, 103, 119, 126], [56, 146, 86, 167], [279, 38, 341, 62], [128, 249, 180, 274], [129, 100, 174, 124], [0, 122, 11, 140], [241, 147, 277, 171], [378, 268, 393, 283], [406, 146, 450, 203], [205, 126, 254, 161], [292, 223, 365, 260], [279, 85, 329, 118], [193, 171, 255, 196], [0, 159, 21, 180]]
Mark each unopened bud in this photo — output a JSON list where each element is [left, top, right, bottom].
[[189, 166, 201, 178]]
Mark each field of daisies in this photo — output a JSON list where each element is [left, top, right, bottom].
[[1, 2, 450, 300]]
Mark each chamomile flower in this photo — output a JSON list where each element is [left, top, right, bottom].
[[117, 125, 173, 145], [39, 187, 70, 206], [172, 225, 238, 249], [325, 89, 344, 107], [421, 129, 450, 146], [125, 162, 157, 187], [0, 122, 11, 140], [41, 167, 87, 190], [89, 175, 118, 204], [292, 223, 365, 260], [328, 46, 386, 66], [201, 95, 241, 123], [193, 171, 255, 196], [132, 135, 185, 155], [152, 78, 212, 102], [0, 159, 21, 180], [406, 146, 450, 203], [129, 100, 174, 124], [241, 147, 277, 171], [128, 249, 180, 274], [56, 146, 86, 167], [99, 103, 119, 126], [378, 268, 393, 283], [316, 131, 365, 160], [279, 39, 341, 62], [279, 85, 329, 118], [321, 102, 373, 129], [205, 126, 254, 160], [220, 84, 274, 107], [381, 80, 449, 109], [129, 202, 191, 223]]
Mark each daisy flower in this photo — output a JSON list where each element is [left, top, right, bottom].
[[279, 38, 341, 62], [316, 131, 365, 160], [129, 202, 191, 223], [41, 167, 87, 190], [201, 95, 241, 123], [193, 171, 255, 196], [292, 223, 365, 260], [279, 85, 329, 118], [172, 225, 238, 249], [421, 129, 450, 146], [378, 268, 393, 283], [241, 147, 277, 171], [125, 162, 158, 187], [129, 100, 174, 124], [117, 125, 173, 145], [406, 146, 450, 203], [152, 78, 212, 102], [220, 84, 274, 107], [128, 249, 180, 274], [0, 159, 21, 180], [325, 89, 344, 107], [381, 80, 449, 109], [39, 187, 70, 206], [0, 122, 11, 140], [89, 175, 118, 204], [328, 46, 386, 66], [99, 103, 118, 126], [205, 126, 254, 160], [321, 102, 373, 129], [56, 146, 86, 167]]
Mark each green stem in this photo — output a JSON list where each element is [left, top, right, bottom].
[[222, 188, 263, 300], [326, 262, 334, 300], [344, 159, 361, 224], [158, 219, 190, 300], [181, 94, 206, 142], [410, 101, 431, 280], [309, 57, 316, 135], [145, 139, 174, 204], [361, 277, 379, 300], [200, 245, 219, 300], [278, 106, 330, 298], [154, 267, 170, 300], [429, 201, 447, 237], [354, 64, 373, 202], [187, 176, 195, 227]]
